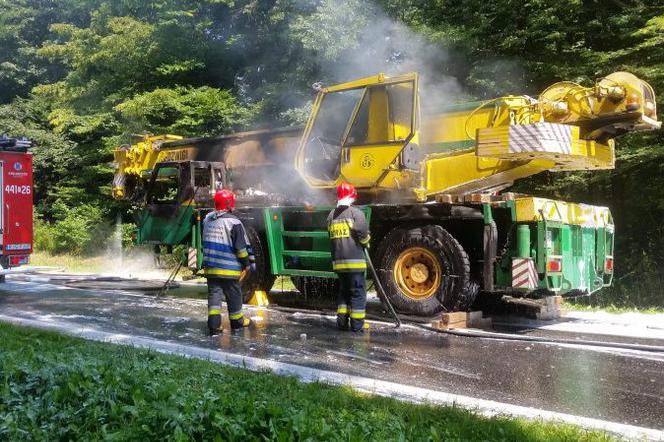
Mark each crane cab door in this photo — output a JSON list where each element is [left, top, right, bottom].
[[296, 73, 419, 189], [341, 77, 417, 187]]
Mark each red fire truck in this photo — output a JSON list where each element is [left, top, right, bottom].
[[0, 136, 33, 280]]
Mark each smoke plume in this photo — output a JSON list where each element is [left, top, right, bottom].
[[291, 0, 466, 111]]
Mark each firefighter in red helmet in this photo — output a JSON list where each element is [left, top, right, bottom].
[[202, 189, 255, 334], [327, 182, 371, 331]]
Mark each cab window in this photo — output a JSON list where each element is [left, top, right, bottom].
[[150, 166, 179, 203], [309, 89, 363, 145], [345, 81, 414, 146], [302, 88, 363, 181]]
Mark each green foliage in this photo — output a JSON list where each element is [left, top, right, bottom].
[[121, 222, 137, 250], [115, 86, 256, 137], [32, 218, 57, 253], [36, 218, 138, 255], [0, 323, 618, 441], [291, 0, 370, 61], [49, 204, 105, 255]]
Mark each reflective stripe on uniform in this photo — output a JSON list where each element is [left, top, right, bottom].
[[203, 256, 243, 269], [359, 234, 371, 245], [208, 308, 221, 316], [202, 241, 235, 254], [203, 248, 238, 261], [332, 259, 367, 271], [236, 248, 249, 258], [337, 305, 348, 314], [205, 268, 242, 278], [350, 311, 366, 319], [229, 312, 244, 320]]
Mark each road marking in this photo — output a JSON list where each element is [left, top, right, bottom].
[[0, 313, 662, 441]]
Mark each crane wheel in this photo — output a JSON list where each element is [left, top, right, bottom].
[[240, 226, 277, 303], [422, 225, 479, 311], [291, 276, 339, 298], [376, 225, 476, 316]]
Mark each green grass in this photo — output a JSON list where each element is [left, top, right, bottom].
[[564, 278, 664, 314], [29, 250, 173, 279], [29, 250, 110, 273], [578, 275, 664, 311], [0, 323, 617, 441], [564, 301, 664, 314]]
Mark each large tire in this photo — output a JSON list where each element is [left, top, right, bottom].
[[291, 276, 339, 299], [240, 226, 277, 302], [376, 225, 478, 316], [424, 225, 480, 311]]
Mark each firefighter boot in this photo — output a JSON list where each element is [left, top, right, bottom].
[[350, 319, 366, 332], [336, 314, 350, 331], [230, 315, 252, 330], [208, 313, 223, 335], [350, 312, 366, 332]]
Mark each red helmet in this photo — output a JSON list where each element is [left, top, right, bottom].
[[336, 182, 357, 202], [214, 189, 236, 211]]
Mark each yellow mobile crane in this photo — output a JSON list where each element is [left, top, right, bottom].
[[113, 71, 659, 316]]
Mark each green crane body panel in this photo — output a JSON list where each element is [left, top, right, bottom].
[[135, 200, 613, 298], [535, 222, 614, 294], [494, 217, 614, 295], [136, 206, 194, 246], [262, 206, 371, 278]]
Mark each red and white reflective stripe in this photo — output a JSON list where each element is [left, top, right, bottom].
[[512, 258, 538, 289], [188, 247, 198, 269]]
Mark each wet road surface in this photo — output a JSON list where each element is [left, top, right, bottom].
[[1, 277, 663, 433]]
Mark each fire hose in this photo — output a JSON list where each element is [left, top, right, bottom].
[[364, 248, 401, 328]]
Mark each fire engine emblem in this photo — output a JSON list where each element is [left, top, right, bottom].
[[13, 162, 22, 171], [360, 154, 375, 169]]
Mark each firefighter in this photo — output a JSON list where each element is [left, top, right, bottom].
[[203, 189, 255, 335], [327, 182, 371, 332]]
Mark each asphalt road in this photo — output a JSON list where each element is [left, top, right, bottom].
[[1, 276, 663, 437]]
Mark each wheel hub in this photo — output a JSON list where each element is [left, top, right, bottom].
[[409, 263, 429, 283], [393, 246, 442, 300]]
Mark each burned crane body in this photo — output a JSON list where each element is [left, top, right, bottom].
[[113, 71, 660, 316]]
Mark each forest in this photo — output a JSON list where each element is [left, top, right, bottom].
[[1, 0, 663, 307]]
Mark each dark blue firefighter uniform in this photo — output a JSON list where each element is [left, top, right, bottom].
[[327, 205, 370, 331], [202, 210, 255, 332]]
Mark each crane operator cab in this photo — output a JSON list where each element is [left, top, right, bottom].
[[296, 73, 421, 194], [146, 161, 226, 212]]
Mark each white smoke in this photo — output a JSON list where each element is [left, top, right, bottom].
[[291, 0, 466, 110]]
